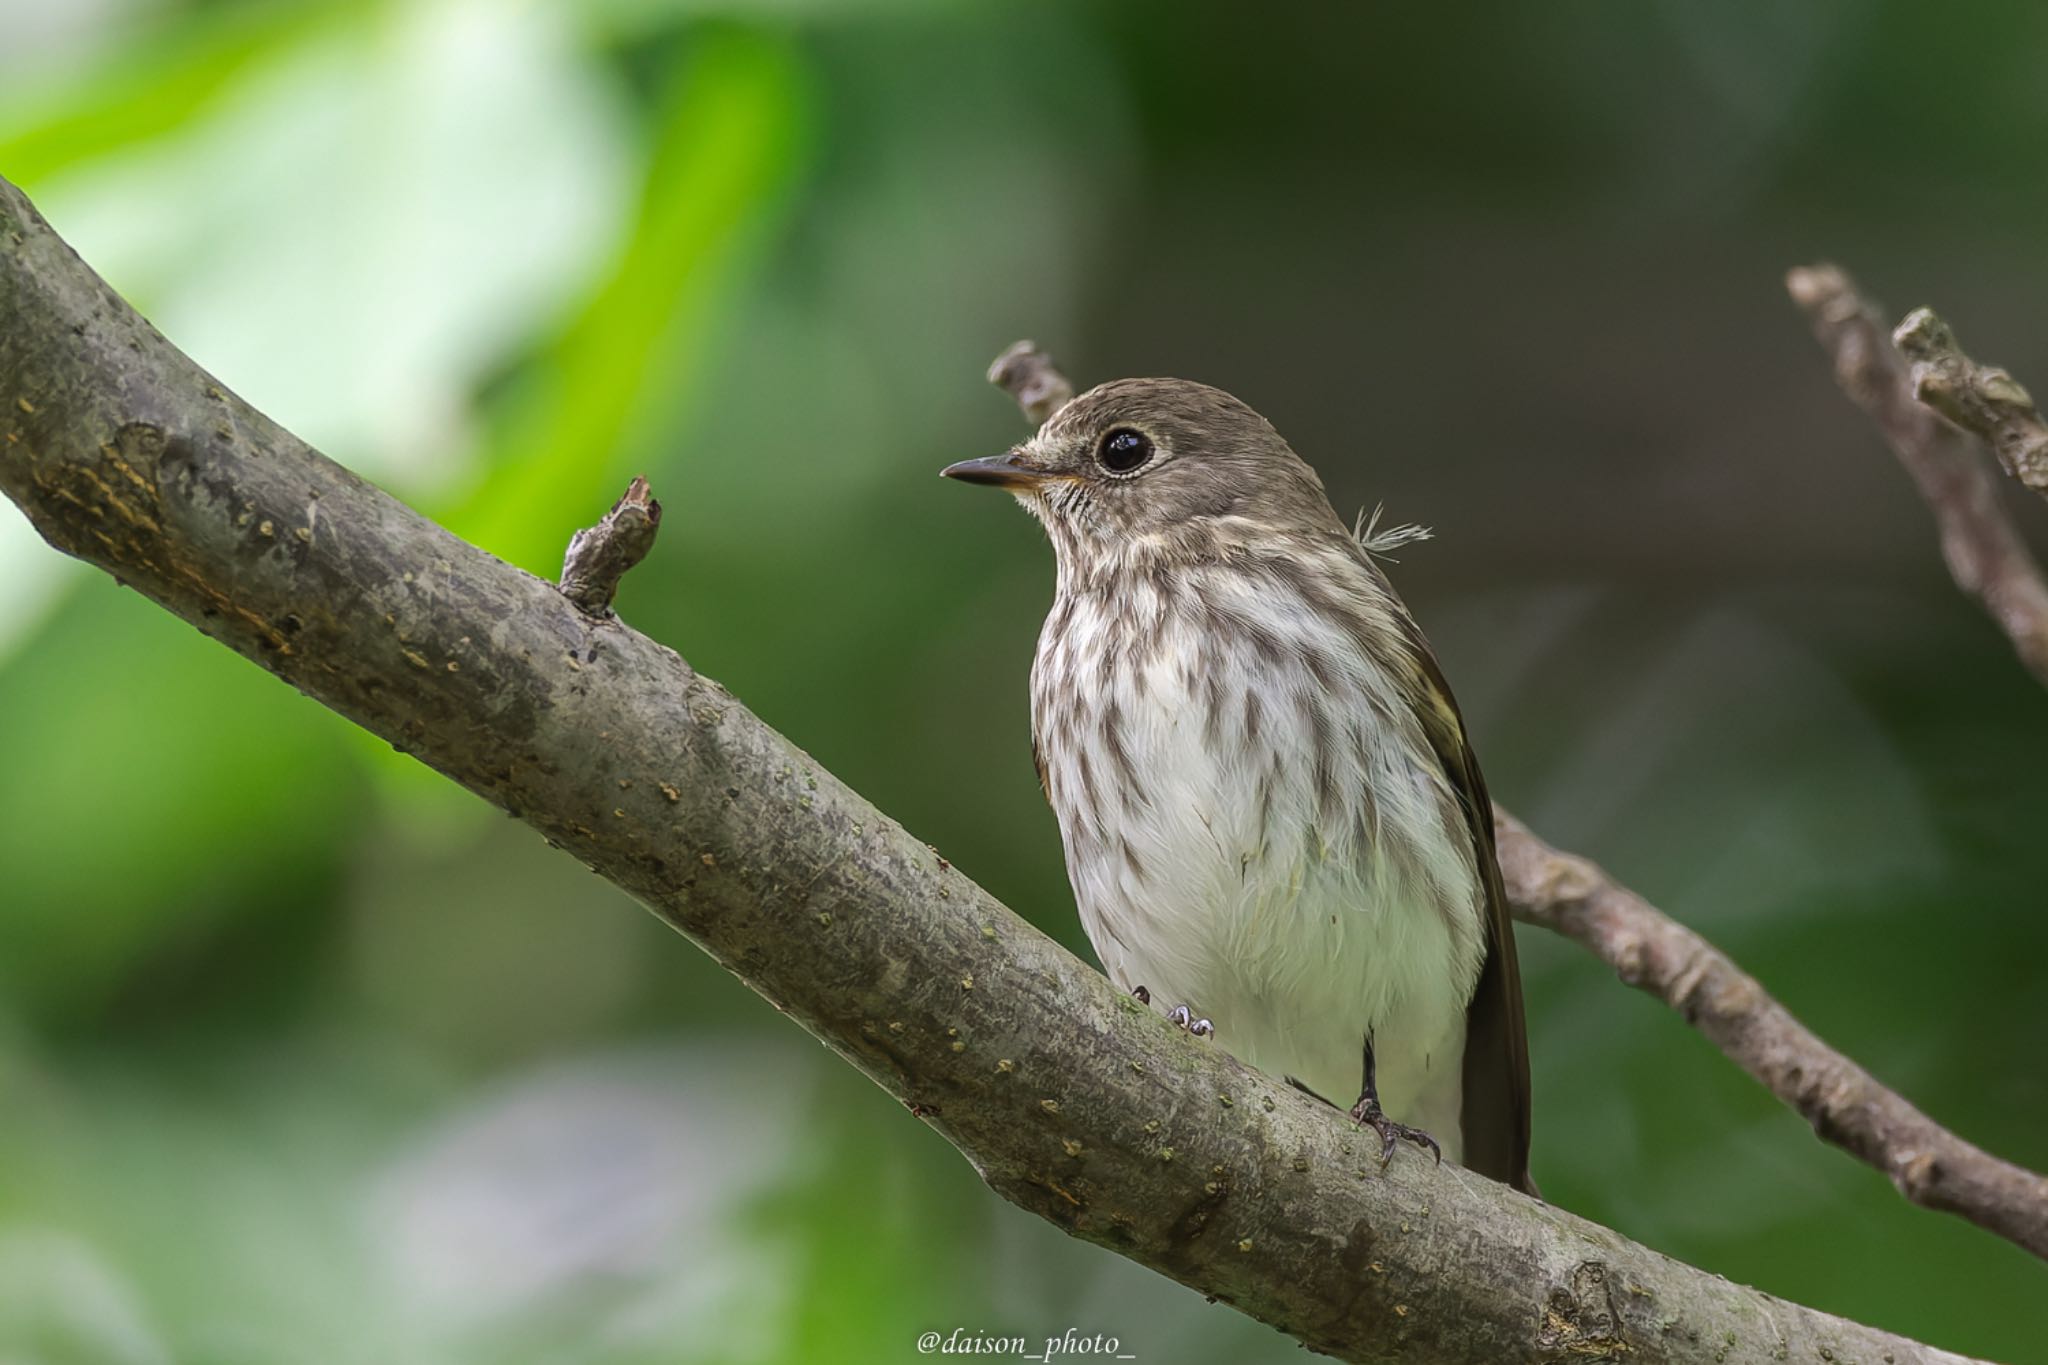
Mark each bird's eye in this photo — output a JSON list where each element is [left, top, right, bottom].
[[1098, 428, 1153, 475]]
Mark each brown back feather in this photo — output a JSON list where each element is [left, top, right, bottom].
[[1390, 604, 1536, 1195]]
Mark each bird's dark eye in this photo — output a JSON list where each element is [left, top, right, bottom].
[[1098, 427, 1153, 474]]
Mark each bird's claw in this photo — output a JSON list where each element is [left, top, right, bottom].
[[1131, 986, 1212, 1037], [1348, 1096, 1441, 1169]]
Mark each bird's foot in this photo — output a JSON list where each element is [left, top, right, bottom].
[[1349, 1027, 1439, 1169], [1289, 1071, 1440, 1166], [1348, 1094, 1441, 1169], [1129, 986, 1212, 1037]]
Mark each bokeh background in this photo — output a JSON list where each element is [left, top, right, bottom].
[[4, 1, 2048, 1361]]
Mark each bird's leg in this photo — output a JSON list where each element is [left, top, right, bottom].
[[1349, 1029, 1440, 1168], [1129, 985, 1212, 1037]]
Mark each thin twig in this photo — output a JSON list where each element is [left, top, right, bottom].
[[1788, 264, 2048, 685], [991, 335, 2048, 1265], [560, 473, 662, 615], [1496, 810, 2048, 1261]]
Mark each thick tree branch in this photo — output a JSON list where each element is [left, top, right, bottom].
[[1787, 263, 2048, 686], [1006, 331, 2048, 1267], [0, 176, 1992, 1364]]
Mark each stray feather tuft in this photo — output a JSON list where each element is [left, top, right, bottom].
[[1353, 504, 1434, 561]]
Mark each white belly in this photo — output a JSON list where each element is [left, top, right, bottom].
[[1031, 569, 1485, 1156]]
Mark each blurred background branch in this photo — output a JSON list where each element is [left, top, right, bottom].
[[1895, 309, 2048, 502], [1788, 265, 2048, 687]]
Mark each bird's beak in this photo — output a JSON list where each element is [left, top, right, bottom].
[[940, 449, 1057, 489]]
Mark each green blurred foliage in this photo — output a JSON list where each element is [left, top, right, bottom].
[[2, 1, 2047, 1361]]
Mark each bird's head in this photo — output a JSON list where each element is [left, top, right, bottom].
[[942, 377, 1341, 566]]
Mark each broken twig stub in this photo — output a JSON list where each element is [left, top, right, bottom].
[[987, 340, 1077, 426], [561, 475, 663, 615]]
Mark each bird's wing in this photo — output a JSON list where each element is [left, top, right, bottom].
[[1391, 609, 1537, 1196]]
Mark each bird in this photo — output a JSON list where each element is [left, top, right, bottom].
[[942, 376, 1534, 1193]]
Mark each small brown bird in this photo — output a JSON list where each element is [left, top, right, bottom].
[[944, 377, 1533, 1192]]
